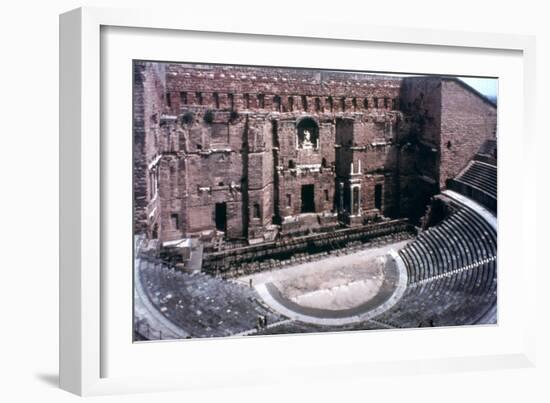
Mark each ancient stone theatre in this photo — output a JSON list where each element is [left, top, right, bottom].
[[133, 61, 498, 340]]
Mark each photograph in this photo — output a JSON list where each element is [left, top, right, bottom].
[[132, 61, 498, 341]]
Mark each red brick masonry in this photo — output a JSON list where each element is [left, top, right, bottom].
[[133, 62, 496, 244]]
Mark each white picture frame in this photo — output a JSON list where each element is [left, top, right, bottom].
[[59, 6, 537, 396]]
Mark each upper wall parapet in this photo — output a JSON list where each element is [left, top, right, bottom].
[[161, 64, 403, 113]]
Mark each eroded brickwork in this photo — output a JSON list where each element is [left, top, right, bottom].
[[133, 62, 497, 244], [440, 80, 497, 187]]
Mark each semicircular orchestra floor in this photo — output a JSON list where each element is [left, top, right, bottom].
[[238, 240, 410, 326]]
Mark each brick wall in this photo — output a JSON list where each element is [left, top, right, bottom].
[[133, 62, 497, 242], [133, 61, 165, 237], [440, 79, 497, 187]]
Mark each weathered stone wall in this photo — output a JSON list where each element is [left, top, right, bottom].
[[395, 77, 496, 220], [439, 79, 497, 187], [133, 61, 165, 237], [163, 64, 403, 114], [133, 63, 497, 242], [181, 113, 247, 239], [399, 77, 442, 182]]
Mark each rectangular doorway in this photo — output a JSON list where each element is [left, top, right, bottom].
[[215, 202, 227, 231], [301, 184, 315, 213]]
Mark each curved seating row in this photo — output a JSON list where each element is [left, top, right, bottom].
[[400, 206, 496, 284], [374, 203, 497, 327], [139, 190, 497, 335], [139, 261, 283, 337], [455, 160, 497, 200]]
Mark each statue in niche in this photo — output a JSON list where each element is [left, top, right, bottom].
[[302, 129, 313, 149], [297, 117, 319, 150]]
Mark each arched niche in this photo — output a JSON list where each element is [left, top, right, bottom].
[[296, 117, 319, 150]]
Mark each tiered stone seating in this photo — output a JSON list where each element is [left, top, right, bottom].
[[456, 161, 497, 199], [138, 183, 497, 335], [401, 207, 496, 283], [448, 160, 497, 211], [139, 260, 283, 337], [373, 204, 497, 327]]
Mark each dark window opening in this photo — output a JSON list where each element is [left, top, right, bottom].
[[253, 203, 261, 219], [218, 181, 224, 186], [324, 189, 329, 201], [340, 97, 346, 111], [447, 141, 452, 149], [165, 92, 171, 108], [363, 98, 369, 109], [315, 97, 321, 112], [152, 223, 159, 239], [321, 157, 328, 168], [373, 97, 379, 108], [327, 96, 333, 112], [273, 95, 281, 112], [228, 93, 234, 110], [171, 214, 180, 230], [195, 92, 203, 105], [196, 143, 202, 150], [213, 92, 220, 108], [244, 93, 250, 109], [180, 92, 188, 104], [288, 96, 294, 112], [352, 98, 357, 111], [215, 203, 227, 231], [301, 184, 315, 213], [286, 194, 292, 207], [374, 184, 382, 210], [258, 94, 265, 108], [289, 159, 295, 169], [302, 95, 308, 111]]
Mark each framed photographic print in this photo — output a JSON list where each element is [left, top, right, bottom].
[[60, 6, 537, 396]]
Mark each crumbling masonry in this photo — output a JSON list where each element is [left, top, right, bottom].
[[133, 62, 496, 248]]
